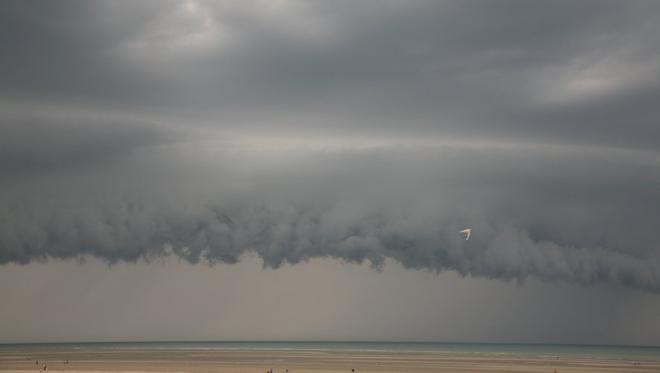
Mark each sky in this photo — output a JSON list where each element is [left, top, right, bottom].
[[1, 0, 660, 345]]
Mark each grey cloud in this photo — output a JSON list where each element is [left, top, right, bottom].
[[2, 1, 660, 294], [2, 1, 660, 148], [1, 144, 659, 292], [0, 108, 178, 177]]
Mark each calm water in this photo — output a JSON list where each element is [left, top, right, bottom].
[[1, 341, 659, 361]]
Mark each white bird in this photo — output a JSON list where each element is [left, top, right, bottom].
[[459, 228, 472, 240]]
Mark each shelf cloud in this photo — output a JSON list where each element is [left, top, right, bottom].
[[2, 0, 660, 292]]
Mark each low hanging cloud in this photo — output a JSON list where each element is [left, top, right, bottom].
[[1, 124, 659, 292], [1, 1, 660, 293]]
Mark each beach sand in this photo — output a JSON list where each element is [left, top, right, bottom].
[[2, 347, 659, 373]]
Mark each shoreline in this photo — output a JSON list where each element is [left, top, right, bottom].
[[2, 346, 660, 373], [2, 342, 660, 361]]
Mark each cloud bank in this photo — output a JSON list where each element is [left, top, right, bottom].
[[1, 0, 660, 292], [2, 130, 659, 292]]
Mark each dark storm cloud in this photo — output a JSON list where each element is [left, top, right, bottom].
[[2, 1, 660, 146], [1, 144, 660, 292], [0, 107, 178, 177], [1, 1, 660, 292]]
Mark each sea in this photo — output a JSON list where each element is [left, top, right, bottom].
[[1, 341, 659, 361]]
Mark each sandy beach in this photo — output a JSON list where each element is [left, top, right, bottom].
[[2, 347, 660, 373]]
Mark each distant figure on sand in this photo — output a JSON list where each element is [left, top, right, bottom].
[[42, 364, 47, 371]]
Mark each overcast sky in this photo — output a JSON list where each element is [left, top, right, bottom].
[[2, 0, 660, 345]]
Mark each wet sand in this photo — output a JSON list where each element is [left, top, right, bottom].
[[2, 347, 659, 373]]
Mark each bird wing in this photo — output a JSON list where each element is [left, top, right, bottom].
[[459, 228, 472, 240]]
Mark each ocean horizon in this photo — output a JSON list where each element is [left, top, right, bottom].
[[2, 341, 659, 361]]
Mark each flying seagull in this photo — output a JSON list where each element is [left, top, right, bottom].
[[459, 228, 472, 240]]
